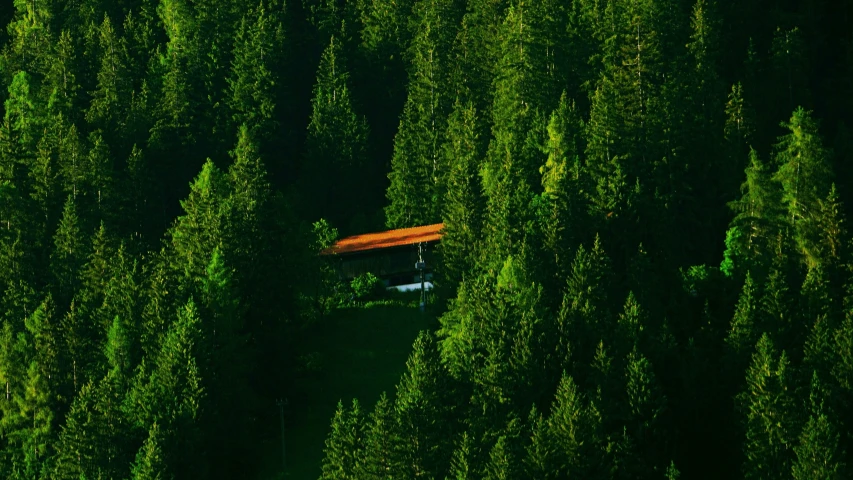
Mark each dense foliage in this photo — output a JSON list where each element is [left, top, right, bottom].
[[0, 0, 851, 478]]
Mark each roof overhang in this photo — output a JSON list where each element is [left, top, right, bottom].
[[321, 223, 444, 255]]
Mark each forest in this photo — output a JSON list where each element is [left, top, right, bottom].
[[0, 0, 851, 478]]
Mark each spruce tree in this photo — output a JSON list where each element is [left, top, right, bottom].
[[791, 372, 846, 480], [320, 399, 365, 480], [51, 380, 101, 479], [547, 373, 601, 477], [724, 148, 785, 279], [395, 331, 454, 479], [773, 107, 833, 266], [438, 99, 484, 296], [51, 195, 85, 305], [303, 35, 370, 230], [358, 392, 397, 480], [170, 159, 229, 281], [228, 2, 281, 144], [86, 14, 132, 146], [539, 93, 588, 290], [130, 422, 172, 480], [384, 0, 461, 229], [739, 333, 795, 480], [725, 272, 759, 369], [446, 432, 473, 480], [833, 311, 853, 392]]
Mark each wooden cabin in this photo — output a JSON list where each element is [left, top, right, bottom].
[[321, 223, 443, 290]]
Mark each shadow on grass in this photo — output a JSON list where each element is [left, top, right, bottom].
[[262, 302, 435, 479]]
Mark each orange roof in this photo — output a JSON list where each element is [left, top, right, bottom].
[[323, 223, 444, 255]]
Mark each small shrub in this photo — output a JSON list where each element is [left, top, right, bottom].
[[351, 272, 384, 301]]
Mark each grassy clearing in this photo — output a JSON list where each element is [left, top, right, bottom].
[[265, 298, 435, 479]]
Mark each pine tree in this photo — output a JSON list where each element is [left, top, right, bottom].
[[51, 195, 85, 305], [197, 246, 251, 473], [83, 130, 115, 223], [395, 331, 454, 479], [303, 35, 370, 230], [722, 82, 756, 201], [130, 422, 172, 480], [228, 2, 281, 144], [547, 373, 599, 477], [56, 121, 86, 203], [384, 0, 461, 229], [769, 27, 811, 119], [51, 380, 102, 479], [560, 236, 614, 371], [226, 124, 271, 272], [773, 107, 833, 266], [813, 184, 846, 269], [86, 14, 132, 145], [170, 159, 229, 281], [623, 348, 667, 475], [104, 315, 131, 377], [125, 298, 206, 478], [725, 272, 759, 368], [3, 0, 54, 79], [791, 372, 846, 480], [482, 0, 549, 201], [483, 416, 523, 480], [28, 134, 60, 238], [3, 298, 60, 478], [739, 333, 795, 480], [833, 311, 853, 392], [60, 299, 98, 395], [118, 145, 157, 241], [79, 221, 114, 311], [446, 432, 473, 480], [358, 0, 415, 61], [447, 0, 507, 116], [438, 99, 485, 295], [724, 148, 785, 279], [539, 93, 588, 290], [358, 392, 397, 480], [320, 399, 365, 480]]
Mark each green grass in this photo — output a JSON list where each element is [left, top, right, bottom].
[[264, 300, 435, 479]]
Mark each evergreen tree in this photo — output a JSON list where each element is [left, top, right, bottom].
[[303, 35, 370, 231], [130, 422, 172, 480], [439, 99, 484, 296], [86, 14, 132, 146], [395, 330, 454, 479], [358, 392, 397, 480], [791, 372, 846, 480], [170, 159, 229, 281], [773, 107, 833, 266], [51, 195, 85, 305], [547, 373, 602, 477], [724, 148, 785, 279], [319, 399, 365, 480], [384, 0, 461, 229], [623, 348, 667, 475], [722, 82, 756, 200], [833, 311, 853, 392], [446, 432, 473, 480], [227, 2, 282, 144], [51, 380, 102, 479], [539, 93, 588, 291], [739, 334, 795, 480], [226, 124, 271, 273], [769, 27, 811, 120], [483, 418, 523, 480], [725, 272, 759, 369]]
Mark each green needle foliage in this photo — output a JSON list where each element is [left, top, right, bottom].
[[0, 1, 849, 478]]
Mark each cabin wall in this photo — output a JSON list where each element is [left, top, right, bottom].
[[336, 243, 436, 286]]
